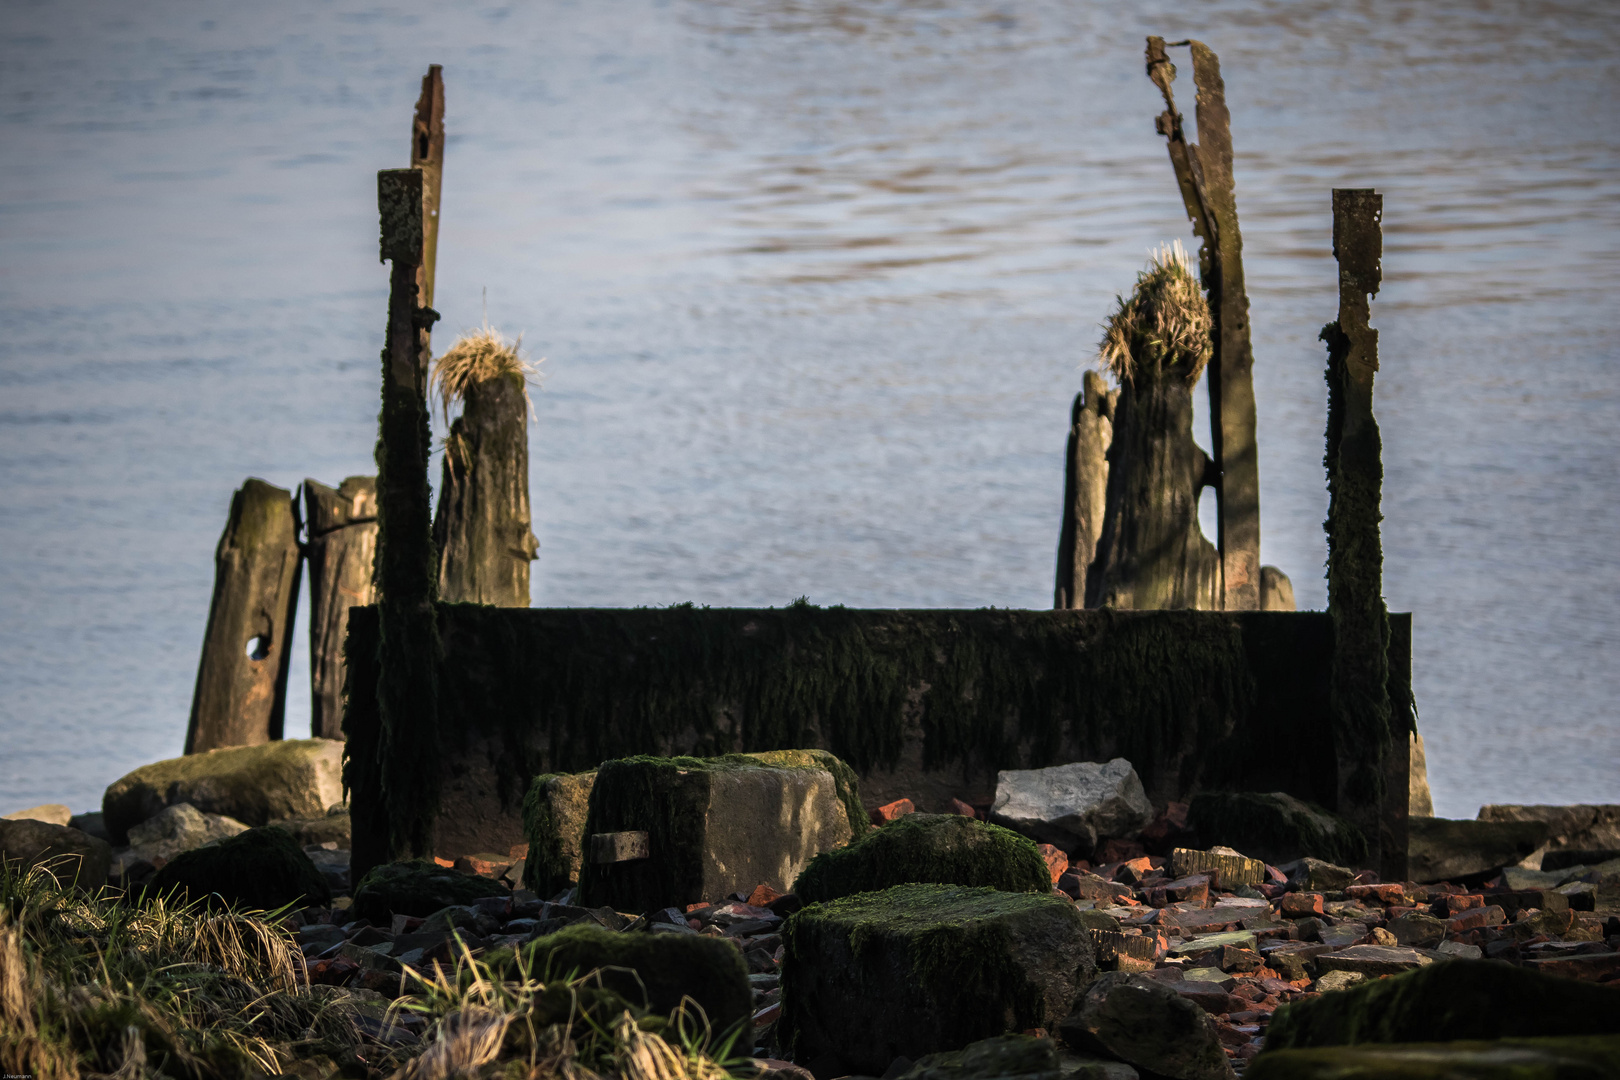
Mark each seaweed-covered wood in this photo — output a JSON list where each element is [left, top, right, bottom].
[[1054, 370, 1116, 609], [184, 478, 303, 754], [1323, 189, 1395, 877], [304, 476, 377, 740], [1088, 248, 1220, 611], [343, 605, 1410, 879], [371, 168, 441, 859]]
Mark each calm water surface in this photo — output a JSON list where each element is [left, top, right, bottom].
[[2, 0, 1617, 819]]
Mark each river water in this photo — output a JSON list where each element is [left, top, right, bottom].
[[2, 1, 1616, 820]]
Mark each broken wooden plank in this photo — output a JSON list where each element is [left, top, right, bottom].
[[184, 478, 302, 754], [303, 476, 377, 739], [411, 65, 445, 315]]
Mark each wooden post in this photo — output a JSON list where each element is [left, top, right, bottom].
[[1145, 38, 1262, 610], [412, 65, 445, 316], [303, 476, 377, 739], [1054, 370, 1115, 609], [374, 167, 441, 857], [1323, 188, 1394, 876], [184, 478, 302, 754], [433, 373, 540, 606]]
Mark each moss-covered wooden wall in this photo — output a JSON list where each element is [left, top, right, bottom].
[[344, 604, 1412, 879]]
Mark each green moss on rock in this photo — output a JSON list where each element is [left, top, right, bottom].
[[518, 923, 751, 1038], [1191, 791, 1367, 868], [1247, 1035, 1620, 1080], [780, 884, 1096, 1075], [351, 859, 508, 922], [895, 1034, 1061, 1080], [1263, 959, 1620, 1049], [522, 770, 597, 896], [793, 814, 1050, 903], [147, 826, 330, 910]]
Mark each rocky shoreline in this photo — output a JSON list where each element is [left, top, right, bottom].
[[2, 742, 1617, 1080]]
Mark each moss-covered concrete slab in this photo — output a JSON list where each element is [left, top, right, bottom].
[[1263, 959, 1620, 1049], [519, 923, 751, 1038], [103, 738, 345, 844], [522, 770, 597, 896], [1407, 818, 1551, 883], [147, 825, 330, 910], [1246, 1035, 1620, 1080], [794, 813, 1050, 903], [779, 884, 1095, 1075], [577, 754, 854, 912]]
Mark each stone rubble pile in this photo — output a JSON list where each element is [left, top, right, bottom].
[[3, 748, 1618, 1079]]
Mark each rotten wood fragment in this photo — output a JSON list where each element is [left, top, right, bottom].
[[303, 476, 377, 739], [184, 478, 302, 754], [1323, 188, 1397, 878], [1054, 369, 1116, 609]]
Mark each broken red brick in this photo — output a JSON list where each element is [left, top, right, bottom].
[[1434, 894, 1484, 917], [1347, 883, 1408, 906], [1447, 905, 1507, 933], [1097, 838, 1148, 864], [870, 798, 915, 825], [1037, 844, 1069, 884], [1114, 856, 1157, 885], [948, 798, 977, 818], [1280, 892, 1326, 918], [747, 883, 783, 908]]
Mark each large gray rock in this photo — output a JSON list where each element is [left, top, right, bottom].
[[102, 738, 344, 844], [1408, 817, 1550, 883], [3, 803, 72, 826], [990, 759, 1152, 851], [1058, 972, 1236, 1080], [1477, 804, 1620, 869], [781, 885, 1097, 1076], [0, 818, 112, 890], [127, 803, 249, 864], [578, 754, 855, 913]]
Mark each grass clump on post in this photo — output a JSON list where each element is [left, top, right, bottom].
[[1088, 242, 1221, 611], [430, 322, 541, 608]]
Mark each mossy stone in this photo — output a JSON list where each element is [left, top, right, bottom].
[[1263, 959, 1620, 1050], [103, 739, 345, 845], [1191, 791, 1366, 868], [516, 923, 751, 1038], [351, 859, 508, 922], [780, 883, 1096, 1075], [793, 814, 1051, 903], [147, 826, 330, 910], [1247, 1035, 1620, 1080], [577, 754, 853, 912], [522, 770, 597, 896]]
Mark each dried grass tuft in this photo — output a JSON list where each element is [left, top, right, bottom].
[[431, 322, 541, 424], [1098, 239, 1212, 386]]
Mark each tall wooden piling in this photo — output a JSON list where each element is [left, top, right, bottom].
[[303, 476, 377, 739], [1145, 38, 1262, 610], [1323, 188, 1403, 878], [372, 167, 441, 856], [184, 478, 302, 754], [1054, 370, 1116, 609]]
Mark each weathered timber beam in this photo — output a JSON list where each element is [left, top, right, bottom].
[[1323, 188, 1397, 878], [411, 65, 445, 316], [184, 478, 302, 754], [1145, 37, 1263, 610], [372, 167, 442, 856], [304, 476, 377, 740]]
